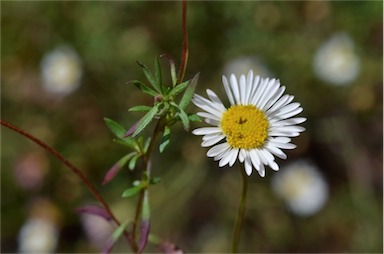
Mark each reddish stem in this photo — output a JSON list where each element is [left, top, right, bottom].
[[177, 0, 188, 84], [1, 119, 134, 248]]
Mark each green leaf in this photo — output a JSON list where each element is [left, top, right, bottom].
[[129, 80, 158, 97], [102, 152, 136, 185], [129, 105, 153, 112], [144, 137, 151, 153], [149, 177, 161, 185], [159, 126, 171, 153], [154, 57, 162, 92], [137, 61, 161, 93], [133, 104, 159, 137], [122, 185, 143, 198], [168, 80, 189, 98], [178, 107, 190, 131], [188, 113, 201, 122], [128, 154, 140, 170], [112, 220, 130, 241], [179, 72, 199, 110], [104, 118, 126, 138]]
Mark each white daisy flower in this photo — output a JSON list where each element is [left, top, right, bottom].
[[272, 159, 329, 216], [313, 33, 360, 85], [192, 70, 306, 177], [41, 45, 82, 95]]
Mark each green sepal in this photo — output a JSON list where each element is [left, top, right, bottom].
[[122, 185, 144, 198], [112, 220, 130, 240], [159, 126, 171, 153], [104, 118, 126, 138], [129, 105, 153, 112], [132, 104, 159, 137], [128, 154, 140, 170], [137, 61, 161, 93], [129, 80, 158, 97], [179, 72, 199, 110], [168, 80, 189, 98]]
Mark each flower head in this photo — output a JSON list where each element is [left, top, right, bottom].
[[272, 159, 329, 216], [192, 70, 306, 177]]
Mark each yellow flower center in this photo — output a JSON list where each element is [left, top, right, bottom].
[[221, 105, 269, 149]]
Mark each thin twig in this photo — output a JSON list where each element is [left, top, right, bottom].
[[0, 119, 134, 248]]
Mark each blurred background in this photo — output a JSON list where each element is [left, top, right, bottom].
[[1, 1, 383, 253]]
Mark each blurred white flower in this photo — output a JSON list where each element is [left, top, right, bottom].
[[41, 45, 82, 95], [81, 214, 113, 249], [313, 33, 360, 85], [272, 159, 329, 216], [223, 56, 270, 79], [18, 218, 59, 253]]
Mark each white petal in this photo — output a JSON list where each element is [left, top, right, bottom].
[[239, 75, 246, 104], [270, 125, 305, 133], [196, 112, 221, 121], [267, 95, 294, 115], [251, 78, 269, 106], [216, 148, 231, 162], [244, 156, 253, 176], [239, 149, 247, 162], [244, 70, 254, 104], [269, 141, 297, 149], [201, 134, 225, 147], [228, 148, 239, 167], [269, 160, 279, 171], [230, 74, 241, 104], [258, 163, 266, 177], [207, 143, 230, 157], [259, 80, 280, 110], [250, 75, 261, 100], [206, 89, 226, 111], [260, 149, 275, 165], [249, 149, 261, 170], [192, 127, 222, 135], [205, 118, 221, 126], [255, 150, 268, 165], [222, 76, 235, 105], [274, 102, 301, 117], [193, 95, 225, 116], [264, 86, 286, 111], [265, 143, 287, 159], [268, 131, 300, 137], [270, 117, 306, 126]]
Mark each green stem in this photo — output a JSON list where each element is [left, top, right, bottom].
[[231, 163, 248, 253], [132, 119, 164, 252]]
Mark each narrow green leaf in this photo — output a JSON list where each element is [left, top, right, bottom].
[[129, 80, 158, 97], [159, 126, 170, 153], [132, 104, 159, 137], [154, 57, 162, 92], [129, 105, 153, 112], [178, 107, 190, 131], [144, 137, 151, 153], [179, 72, 199, 110], [137, 61, 161, 93], [102, 220, 131, 254], [188, 113, 201, 122], [122, 185, 143, 198], [103, 152, 136, 185], [168, 80, 189, 97], [128, 154, 140, 170], [104, 118, 126, 138]]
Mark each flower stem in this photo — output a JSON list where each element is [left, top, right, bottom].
[[177, 0, 188, 84], [231, 163, 248, 253], [0, 119, 135, 248]]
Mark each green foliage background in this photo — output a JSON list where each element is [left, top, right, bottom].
[[2, 1, 382, 253]]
